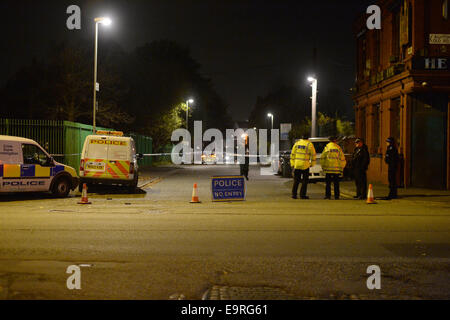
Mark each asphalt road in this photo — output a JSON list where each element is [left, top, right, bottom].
[[0, 164, 449, 299]]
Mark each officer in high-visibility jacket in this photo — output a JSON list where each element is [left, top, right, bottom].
[[320, 136, 346, 200], [290, 134, 316, 199]]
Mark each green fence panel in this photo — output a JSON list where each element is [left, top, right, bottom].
[[1, 118, 153, 172], [129, 133, 153, 166], [0, 118, 65, 163]]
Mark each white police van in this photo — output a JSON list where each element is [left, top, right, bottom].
[[0, 135, 79, 197], [79, 131, 142, 192]]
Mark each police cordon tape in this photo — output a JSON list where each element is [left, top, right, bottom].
[[50, 152, 275, 158]]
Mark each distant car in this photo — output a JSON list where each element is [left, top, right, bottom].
[[308, 137, 330, 179], [277, 151, 292, 177], [201, 152, 217, 164]]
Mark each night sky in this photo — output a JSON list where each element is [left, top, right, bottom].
[[0, 0, 374, 121]]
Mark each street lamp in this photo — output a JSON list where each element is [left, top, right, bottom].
[[186, 98, 194, 131], [92, 17, 112, 133], [267, 113, 274, 129], [308, 77, 318, 138]]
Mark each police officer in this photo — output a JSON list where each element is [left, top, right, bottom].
[[352, 138, 370, 200], [240, 146, 250, 180], [385, 137, 399, 199], [290, 134, 316, 199], [320, 136, 346, 200]]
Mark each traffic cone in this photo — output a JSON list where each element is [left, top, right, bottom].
[[190, 183, 201, 203], [78, 183, 91, 204], [366, 184, 376, 204]]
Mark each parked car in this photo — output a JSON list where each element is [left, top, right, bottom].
[[201, 152, 217, 164], [278, 136, 354, 180], [0, 135, 79, 197], [277, 150, 292, 177], [275, 137, 329, 180]]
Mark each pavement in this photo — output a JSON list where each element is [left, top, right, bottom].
[[0, 164, 449, 300], [336, 180, 450, 203]]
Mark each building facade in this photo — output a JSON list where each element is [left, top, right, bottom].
[[353, 0, 450, 189]]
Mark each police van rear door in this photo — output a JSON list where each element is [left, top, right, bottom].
[[106, 138, 130, 180]]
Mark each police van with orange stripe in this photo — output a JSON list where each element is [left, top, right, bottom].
[[79, 131, 142, 192], [0, 135, 79, 197]]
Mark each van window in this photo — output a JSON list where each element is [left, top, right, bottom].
[[85, 139, 108, 159], [108, 141, 129, 160], [0, 141, 21, 163], [22, 144, 48, 166]]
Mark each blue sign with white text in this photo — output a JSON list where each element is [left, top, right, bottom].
[[211, 176, 246, 201]]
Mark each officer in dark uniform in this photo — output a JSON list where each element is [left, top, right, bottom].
[[385, 137, 399, 199], [240, 147, 249, 180], [240, 136, 249, 180], [352, 138, 370, 199]]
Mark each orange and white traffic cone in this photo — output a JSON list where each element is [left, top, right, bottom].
[[366, 184, 376, 204], [190, 183, 201, 203], [78, 183, 91, 204]]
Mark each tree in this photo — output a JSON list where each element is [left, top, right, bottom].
[[248, 85, 309, 130], [0, 39, 133, 129], [127, 40, 232, 150]]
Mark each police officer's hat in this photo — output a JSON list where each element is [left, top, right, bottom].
[[355, 138, 363, 144], [386, 137, 395, 143]]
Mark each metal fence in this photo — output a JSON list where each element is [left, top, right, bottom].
[[0, 118, 153, 173], [129, 133, 153, 166], [0, 119, 64, 159]]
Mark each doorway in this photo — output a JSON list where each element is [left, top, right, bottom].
[[411, 93, 448, 189]]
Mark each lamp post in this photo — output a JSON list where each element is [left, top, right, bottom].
[[92, 17, 112, 133], [308, 77, 317, 138], [267, 113, 274, 129], [186, 99, 194, 131]]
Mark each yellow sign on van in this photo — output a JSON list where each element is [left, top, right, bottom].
[[89, 140, 127, 146], [95, 130, 124, 136]]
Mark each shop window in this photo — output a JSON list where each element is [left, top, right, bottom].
[[444, 0, 449, 19], [357, 36, 367, 80], [374, 30, 381, 69], [372, 104, 380, 154], [359, 108, 366, 142], [392, 8, 401, 60], [390, 98, 401, 148]]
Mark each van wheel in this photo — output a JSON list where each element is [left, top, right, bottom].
[[52, 177, 70, 198], [128, 175, 138, 193]]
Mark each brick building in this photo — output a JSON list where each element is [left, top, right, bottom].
[[353, 0, 450, 189]]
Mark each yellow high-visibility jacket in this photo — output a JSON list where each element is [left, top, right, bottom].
[[320, 142, 346, 175], [290, 139, 316, 170]]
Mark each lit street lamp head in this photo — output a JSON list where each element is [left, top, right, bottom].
[[95, 17, 112, 26], [267, 113, 273, 118], [307, 76, 316, 82], [187, 99, 194, 104]]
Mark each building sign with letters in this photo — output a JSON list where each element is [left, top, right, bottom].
[[429, 34, 450, 45], [413, 57, 449, 71], [211, 176, 246, 201]]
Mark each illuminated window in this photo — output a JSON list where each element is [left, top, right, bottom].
[[372, 104, 380, 153], [444, 0, 448, 19]]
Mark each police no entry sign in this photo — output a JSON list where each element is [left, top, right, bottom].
[[211, 176, 246, 201]]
